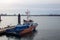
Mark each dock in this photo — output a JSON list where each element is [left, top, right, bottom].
[[0, 25, 15, 34], [0, 14, 21, 35]]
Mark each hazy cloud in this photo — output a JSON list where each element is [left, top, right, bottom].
[[0, 0, 60, 14]]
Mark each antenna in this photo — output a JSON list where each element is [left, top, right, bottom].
[[25, 9, 30, 21]]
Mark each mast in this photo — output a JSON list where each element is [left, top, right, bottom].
[[25, 9, 30, 21]]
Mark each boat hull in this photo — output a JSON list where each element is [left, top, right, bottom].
[[5, 26, 36, 36], [19, 26, 36, 35], [5, 23, 38, 36]]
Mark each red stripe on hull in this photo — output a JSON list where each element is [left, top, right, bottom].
[[19, 26, 36, 35]]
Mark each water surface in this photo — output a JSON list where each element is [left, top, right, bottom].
[[0, 16, 60, 40]]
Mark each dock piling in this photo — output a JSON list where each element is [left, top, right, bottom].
[[0, 15, 1, 21], [18, 14, 21, 24]]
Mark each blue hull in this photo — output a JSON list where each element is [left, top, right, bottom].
[[5, 23, 38, 36]]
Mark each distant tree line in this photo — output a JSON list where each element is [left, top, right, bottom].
[[0, 14, 60, 16]]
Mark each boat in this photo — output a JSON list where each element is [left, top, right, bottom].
[[5, 10, 38, 36]]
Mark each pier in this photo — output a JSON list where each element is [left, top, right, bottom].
[[0, 26, 15, 34]]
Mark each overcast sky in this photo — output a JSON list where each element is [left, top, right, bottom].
[[0, 0, 60, 4], [0, 0, 60, 15]]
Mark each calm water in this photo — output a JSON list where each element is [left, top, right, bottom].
[[0, 16, 60, 40]]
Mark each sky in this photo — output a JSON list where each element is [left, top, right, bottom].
[[0, 0, 60, 15]]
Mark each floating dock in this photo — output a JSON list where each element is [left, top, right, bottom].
[[0, 26, 15, 34]]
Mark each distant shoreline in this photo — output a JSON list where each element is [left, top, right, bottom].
[[0, 15, 60, 16]]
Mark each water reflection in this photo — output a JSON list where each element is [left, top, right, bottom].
[[6, 30, 38, 40]]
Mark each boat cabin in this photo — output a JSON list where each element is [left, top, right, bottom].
[[23, 19, 33, 26]]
